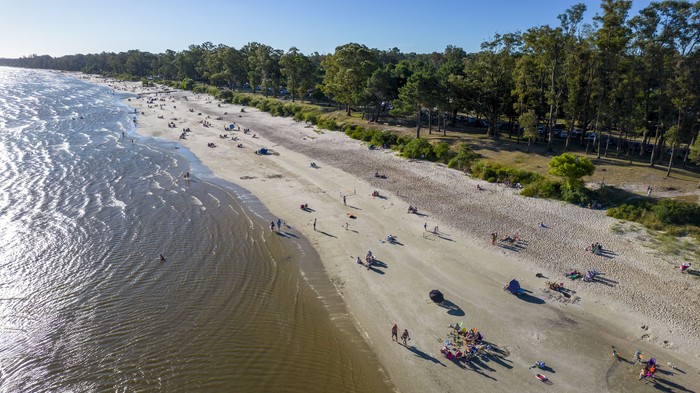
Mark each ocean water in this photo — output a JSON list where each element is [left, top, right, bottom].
[[0, 67, 392, 392]]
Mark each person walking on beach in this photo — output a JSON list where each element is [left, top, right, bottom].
[[491, 232, 497, 245], [313, 218, 317, 231], [277, 218, 282, 230], [343, 195, 346, 205], [424, 222, 427, 231], [391, 324, 398, 341], [270, 221, 275, 231], [401, 329, 410, 346]]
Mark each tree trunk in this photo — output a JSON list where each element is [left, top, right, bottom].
[[666, 142, 676, 177], [649, 96, 663, 166], [428, 109, 433, 135], [415, 108, 421, 138]]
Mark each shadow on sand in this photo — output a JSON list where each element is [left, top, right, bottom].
[[437, 299, 465, 316], [406, 345, 446, 367]]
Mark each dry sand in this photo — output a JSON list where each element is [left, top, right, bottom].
[[93, 76, 700, 392]]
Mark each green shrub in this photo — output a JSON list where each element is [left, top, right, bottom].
[[560, 184, 589, 204], [180, 78, 195, 90], [304, 112, 318, 124], [317, 116, 338, 130], [651, 199, 700, 226], [433, 141, 452, 163], [402, 138, 434, 160], [207, 86, 220, 97], [370, 131, 397, 147], [218, 90, 233, 101], [470, 161, 542, 185], [521, 179, 562, 199]]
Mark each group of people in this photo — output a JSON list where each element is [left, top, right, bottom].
[[391, 324, 411, 346], [207, 142, 217, 148], [270, 218, 283, 231], [364, 250, 376, 269], [585, 242, 604, 254], [638, 356, 658, 381], [440, 323, 487, 362]]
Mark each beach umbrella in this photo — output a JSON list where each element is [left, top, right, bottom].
[[429, 289, 444, 303]]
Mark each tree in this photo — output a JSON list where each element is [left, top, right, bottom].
[[592, 0, 633, 159], [391, 68, 440, 138], [321, 43, 378, 115], [280, 47, 311, 102], [548, 153, 595, 188], [518, 110, 539, 151], [363, 65, 398, 122], [466, 34, 520, 139]]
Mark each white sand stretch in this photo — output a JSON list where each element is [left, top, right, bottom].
[[95, 77, 700, 393]]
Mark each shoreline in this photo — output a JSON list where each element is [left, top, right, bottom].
[[94, 76, 699, 392]]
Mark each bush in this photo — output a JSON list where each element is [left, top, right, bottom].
[[560, 184, 589, 204], [207, 86, 220, 97], [608, 201, 663, 229], [521, 179, 562, 199], [470, 161, 542, 185], [433, 141, 452, 163], [447, 144, 479, 171], [402, 138, 434, 160], [180, 78, 195, 90], [651, 199, 700, 226], [317, 116, 338, 130], [218, 90, 233, 102]]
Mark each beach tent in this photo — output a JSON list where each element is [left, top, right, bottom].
[[506, 279, 524, 295], [258, 148, 268, 155], [429, 289, 444, 303]]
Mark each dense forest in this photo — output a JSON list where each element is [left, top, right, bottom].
[[2, 0, 700, 172]]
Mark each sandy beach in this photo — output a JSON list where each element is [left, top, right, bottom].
[[96, 77, 699, 392]]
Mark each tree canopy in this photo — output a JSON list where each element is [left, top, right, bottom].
[[2, 1, 699, 173], [548, 152, 596, 188]]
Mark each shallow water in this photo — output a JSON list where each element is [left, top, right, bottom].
[[0, 67, 392, 392]]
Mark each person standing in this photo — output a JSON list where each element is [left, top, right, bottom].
[[270, 221, 275, 231], [391, 324, 398, 341], [401, 329, 410, 346], [343, 195, 346, 205], [277, 218, 282, 230], [491, 232, 497, 245]]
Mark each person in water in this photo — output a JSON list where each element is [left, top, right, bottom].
[[160, 254, 166, 262]]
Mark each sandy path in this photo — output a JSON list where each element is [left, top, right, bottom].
[[95, 78, 700, 393]]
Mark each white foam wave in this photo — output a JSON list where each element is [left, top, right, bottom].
[[106, 196, 126, 209]]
